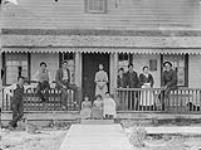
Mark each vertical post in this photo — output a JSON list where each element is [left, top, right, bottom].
[[74, 52, 82, 108], [0, 51, 2, 110], [109, 53, 118, 95]]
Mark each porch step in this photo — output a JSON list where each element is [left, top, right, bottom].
[[81, 119, 114, 125]]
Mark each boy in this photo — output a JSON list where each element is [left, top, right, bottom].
[[8, 76, 25, 129]]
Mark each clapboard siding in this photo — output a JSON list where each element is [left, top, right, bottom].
[[1, 0, 201, 30]]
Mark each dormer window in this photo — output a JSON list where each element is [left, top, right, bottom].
[[85, 0, 107, 14]]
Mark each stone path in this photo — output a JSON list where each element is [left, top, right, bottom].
[[59, 124, 133, 150]]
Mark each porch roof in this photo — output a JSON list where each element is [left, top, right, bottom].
[[2, 47, 201, 54]]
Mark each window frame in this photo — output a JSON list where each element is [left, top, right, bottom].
[[2, 52, 30, 86], [85, 0, 107, 14]]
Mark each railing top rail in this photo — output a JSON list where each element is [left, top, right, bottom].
[[115, 87, 201, 90]]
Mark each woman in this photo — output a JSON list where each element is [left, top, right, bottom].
[[117, 68, 126, 88], [95, 64, 108, 97], [117, 68, 127, 110], [80, 96, 92, 119], [139, 66, 154, 110], [91, 95, 104, 119]]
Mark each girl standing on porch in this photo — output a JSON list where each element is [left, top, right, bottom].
[[91, 95, 104, 119], [80, 96, 92, 119], [95, 64, 108, 97], [139, 66, 154, 110]]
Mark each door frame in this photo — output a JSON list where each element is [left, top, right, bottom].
[[82, 53, 112, 99]]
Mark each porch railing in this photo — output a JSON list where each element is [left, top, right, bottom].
[[1, 87, 80, 112], [114, 88, 201, 113]]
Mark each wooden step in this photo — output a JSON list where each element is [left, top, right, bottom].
[[81, 119, 114, 125]]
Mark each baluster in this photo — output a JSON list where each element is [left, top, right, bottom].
[[2, 89, 4, 111], [196, 89, 198, 112], [137, 88, 140, 111], [199, 89, 201, 112]]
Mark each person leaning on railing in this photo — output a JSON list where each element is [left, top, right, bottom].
[[124, 64, 139, 111], [8, 76, 25, 130], [159, 61, 177, 111], [117, 68, 127, 110]]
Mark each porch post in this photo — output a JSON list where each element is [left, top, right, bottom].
[[109, 53, 118, 95], [0, 51, 2, 108], [74, 52, 82, 103]]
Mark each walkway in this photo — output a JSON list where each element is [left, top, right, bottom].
[[59, 124, 133, 150]]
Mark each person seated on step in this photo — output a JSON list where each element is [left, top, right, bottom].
[[91, 95, 104, 120], [103, 92, 117, 119], [33, 62, 51, 103], [80, 95, 92, 120]]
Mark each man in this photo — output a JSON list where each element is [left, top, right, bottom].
[[8, 76, 25, 129], [33, 62, 51, 102], [125, 64, 139, 110], [160, 61, 177, 110], [55, 60, 78, 110]]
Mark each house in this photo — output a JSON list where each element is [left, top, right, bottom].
[[1, 0, 201, 115]]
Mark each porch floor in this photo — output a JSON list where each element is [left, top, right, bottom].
[[2, 111, 201, 123]]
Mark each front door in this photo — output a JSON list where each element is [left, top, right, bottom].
[[82, 53, 110, 101]]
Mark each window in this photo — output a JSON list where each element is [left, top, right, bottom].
[[85, 0, 107, 13], [60, 53, 75, 83], [5, 53, 28, 85], [162, 54, 188, 87], [118, 53, 133, 72]]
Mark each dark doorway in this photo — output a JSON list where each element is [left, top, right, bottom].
[[82, 53, 110, 101]]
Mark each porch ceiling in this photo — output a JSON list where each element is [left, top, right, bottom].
[[1, 47, 201, 54]]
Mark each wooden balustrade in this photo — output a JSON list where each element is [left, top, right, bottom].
[[1, 88, 79, 112], [2, 87, 201, 113], [114, 88, 201, 113]]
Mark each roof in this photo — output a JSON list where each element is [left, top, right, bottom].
[[2, 47, 201, 55]]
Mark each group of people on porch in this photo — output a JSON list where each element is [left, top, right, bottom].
[[31, 59, 177, 111], [117, 61, 177, 110]]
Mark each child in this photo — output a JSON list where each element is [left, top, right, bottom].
[[8, 76, 25, 129], [103, 92, 116, 119], [80, 96, 92, 119]]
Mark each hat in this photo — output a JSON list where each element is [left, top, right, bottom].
[[163, 61, 172, 67]]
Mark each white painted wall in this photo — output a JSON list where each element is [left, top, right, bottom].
[[132, 54, 161, 88], [31, 53, 59, 82], [189, 55, 201, 88]]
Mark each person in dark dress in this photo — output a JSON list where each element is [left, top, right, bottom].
[[139, 66, 154, 110], [9, 76, 25, 129], [117, 68, 126, 88], [125, 64, 139, 110], [160, 61, 177, 110], [117, 68, 127, 110]]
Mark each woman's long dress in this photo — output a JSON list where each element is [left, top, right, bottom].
[[103, 97, 116, 118], [91, 100, 104, 119], [139, 73, 154, 106], [80, 101, 92, 119], [95, 70, 108, 97]]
